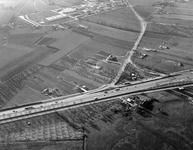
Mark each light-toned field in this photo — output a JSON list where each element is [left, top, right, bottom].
[[0, 44, 33, 69], [7, 33, 43, 47], [79, 21, 139, 42], [84, 7, 140, 32], [0, 10, 15, 25], [38, 30, 90, 66], [174, 1, 193, 9], [53, 0, 82, 6], [69, 38, 132, 60], [128, 0, 168, 6], [153, 60, 184, 73], [0, 0, 30, 25], [0, 0, 19, 8], [16, 0, 37, 16]]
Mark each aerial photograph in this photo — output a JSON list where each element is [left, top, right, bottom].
[[0, 0, 193, 149]]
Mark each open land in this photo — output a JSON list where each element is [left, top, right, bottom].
[[1, 90, 193, 149], [82, 7, 141, 32], [0, 0, 141, 107], [0, 0, 193, 149], [150, 0, 193, 26]]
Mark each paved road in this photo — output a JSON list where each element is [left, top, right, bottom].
[[0, 71, 192, 123]]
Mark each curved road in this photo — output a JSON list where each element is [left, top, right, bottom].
[[111, 0, 147, 85]]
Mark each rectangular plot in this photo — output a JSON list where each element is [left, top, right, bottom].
[[84, 7, 140, 32], [72, 29, 94, 38], [61, 56, 77, 66], [69, 39, 130, 60], [49, 64, 66, 72], [37, 37, 54, 45], [139, 37, 163, 49], [38, 32, 90, 66], [144, 32, 171, 40]]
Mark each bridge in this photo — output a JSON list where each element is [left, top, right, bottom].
[[0, 71, 192, 124]]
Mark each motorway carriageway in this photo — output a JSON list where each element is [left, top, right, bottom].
[[0, 73, 183, 112], [0, 72, 192, 123], [0, 81, 192, 124]]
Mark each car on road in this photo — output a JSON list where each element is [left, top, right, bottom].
[[94, 97, 98, 100], [115, 88, 121, 91], [178, 87, 184, 90]]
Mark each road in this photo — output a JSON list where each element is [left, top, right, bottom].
[[1, 0, 193, 125], [110, 0, 148, 85], [0, 71, 192, 124]]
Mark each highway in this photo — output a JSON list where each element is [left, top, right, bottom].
[[0, 71, 192, 124], [1, 0, 193, 125]]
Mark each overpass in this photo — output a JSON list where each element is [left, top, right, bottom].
[[0, 71, 192, 124]]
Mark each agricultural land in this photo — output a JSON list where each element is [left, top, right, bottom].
[[0, 0, 193, 149]]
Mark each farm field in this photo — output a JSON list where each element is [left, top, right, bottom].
[[78, 20, 139, 42], [133, 54, 163, 71], [0, 141, 82, 150], [0, 44, 33, 69], [4, 86, 48, 108], [7, 33, 43, 47], [69, 38, 133, 60], [33, 68, 76, 95], [133, 5, 155, 20], [168, 36, 193, 54], [1, 87, 193, 149], [38, 30, 90, 66], [153, 60, 185, 73], [0, 0, 193, 149], [8, 26, 50, 34], [139, 31, 171, 49], [149, 0, 193, 26], [151, 17, 193, 26], [83, 7, 141, 32], [128, 0, 170, 6], [133, 29, 193, 73], [133, 49, 193, 74], [165, 6, 193, 16], [52, 0, 82, 6], [0, 46, 55, 81], [62, 69, 102, 89], [147, 22, 193, 38], [154, 14, 193, 21]]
